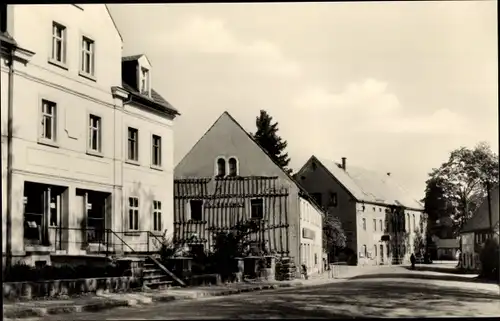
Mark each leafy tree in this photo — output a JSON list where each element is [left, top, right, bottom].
[[323, 214, 346, 260], [252, 110, 292, 174], [423, 142, 499, 236]]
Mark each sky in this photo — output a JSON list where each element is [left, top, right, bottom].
[[108, 1, 498, 201]]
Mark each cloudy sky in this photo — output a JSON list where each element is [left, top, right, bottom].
[[108, 1, 498, 200]]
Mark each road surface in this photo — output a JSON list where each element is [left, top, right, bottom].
[[23, 267, 500, 319]]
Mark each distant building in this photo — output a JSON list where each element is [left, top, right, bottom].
[[174, 112, 325, 276], [1, 4, 179, 268], [459, 184, 499, 271], [296, 156, 426, 266], [434, 237, 460, 260]]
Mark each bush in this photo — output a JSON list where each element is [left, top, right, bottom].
[[479, 237, 499, 281]]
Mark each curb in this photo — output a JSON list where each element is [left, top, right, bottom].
[[2, 283, 301, 319]]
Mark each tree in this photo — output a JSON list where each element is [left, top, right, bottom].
[[423, 142, 499, 237], [252, 110, 292, 174], [413, 230, 425, 255], [323, 214, 346, 260]]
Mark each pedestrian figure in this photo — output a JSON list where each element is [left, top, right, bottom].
[[410, 253, 416, 270], [301, 263, 308, 280]]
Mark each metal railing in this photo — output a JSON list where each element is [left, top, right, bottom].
[[24, 227, 168, 256]]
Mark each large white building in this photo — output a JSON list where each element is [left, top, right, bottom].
[[1, 4, 179, 268]]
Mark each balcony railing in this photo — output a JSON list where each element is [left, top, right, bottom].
[[24, 226, 168, 256]]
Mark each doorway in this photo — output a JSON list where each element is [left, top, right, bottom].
[[380, 244, 384, 264], [75, 189, 111, 250], [23, 182, 66, 248]]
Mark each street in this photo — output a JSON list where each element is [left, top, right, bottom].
[[25, 266, 500, 320]]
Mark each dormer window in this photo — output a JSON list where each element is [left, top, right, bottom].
[[216, 158, 226, 177], [140, 67, 150, 96]]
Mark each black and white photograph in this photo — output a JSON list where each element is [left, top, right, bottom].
[[1, 1, 498, 319]]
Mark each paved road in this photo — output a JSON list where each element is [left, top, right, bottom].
[[26, 267, 500, 319]]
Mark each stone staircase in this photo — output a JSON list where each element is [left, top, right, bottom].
[[142, 256, 174, 290]]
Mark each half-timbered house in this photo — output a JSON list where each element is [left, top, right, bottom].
[[174, 112, 325, 277]]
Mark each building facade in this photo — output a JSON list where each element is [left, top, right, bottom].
[[296, 156, 426, 266], [1, 4, 179, 267], [459, 185, 499, 271], [174, 112, 324, 276]]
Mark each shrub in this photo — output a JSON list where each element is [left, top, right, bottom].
[[479, 237, 499, 281]]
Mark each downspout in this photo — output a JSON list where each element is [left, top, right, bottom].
[[121, 95, 132, 238], [5, 44, 15, 271]]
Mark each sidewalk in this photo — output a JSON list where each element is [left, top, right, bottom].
[[2, 280, 311, 319]]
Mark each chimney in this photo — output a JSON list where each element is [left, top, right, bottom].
[[341, 157, 346, 171], [387, 172, 391, 177]]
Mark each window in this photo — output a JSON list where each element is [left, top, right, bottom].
[[228, 157, 238, 176], [311, 193, 322, 206], [380, 219, 383, 232], [328, 192, 337, 207], [140, 67, 149, 94], [128, 197, 139, 231], [373, 207, 376, 212], [152, 135, 162, 167], [127, 127, 139, 161], [361, 245, 367, 258], [81, 36, 95, 76], [407, 213, 410, 231], [1, 4, 6, 33], [362, 218, 366, 231], [51, 22, 66, 64], [153, 200, 162, 232], [190, 200, 203, 221], [413, 214, 416, 232], [40, 100, 57, 142], [373, 219, 376, 231], [216, 158, 226, 176], [374, 245, 377, 257], [88, 114, 101, 152], [251, 199, 264, 220]]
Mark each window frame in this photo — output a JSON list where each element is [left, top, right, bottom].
[[127, 127, 139, 163], [151, 134, 162, 169], [215, 157, 226, 177], [87, 113, 102, 156], [38, 99, 58, 147], [228, 157, 238, 176], [250, 198, 264, 220], [328, 192, 337, 207], [49, 21, 67, 69], [189, 200, 203, 221], [140, 67, 150, 95], [152, 200, 162, 232], [79, 35, 96, 80], [128, 197, 139, 231]]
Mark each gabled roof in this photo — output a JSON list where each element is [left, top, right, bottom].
[[461, 185, 499, 234], [122, 54, 152, 67], [179, 111, 326, 216], [105, 4, 123, 43], [301, 156, 424, 211]]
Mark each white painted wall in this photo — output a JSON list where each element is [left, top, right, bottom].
[[299, 197, 323, 275], [1, 4, 176, 260]]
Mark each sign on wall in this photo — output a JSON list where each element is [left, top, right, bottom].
[[302, 228, 315, 240]]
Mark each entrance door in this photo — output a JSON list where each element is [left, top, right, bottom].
[[380, 244, 384, 264]]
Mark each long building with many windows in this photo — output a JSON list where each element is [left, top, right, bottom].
[[1, 4, 179, 268]]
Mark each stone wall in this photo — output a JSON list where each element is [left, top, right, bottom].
[[3, 276, 141, 300]]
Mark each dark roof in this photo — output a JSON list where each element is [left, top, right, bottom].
[[120, 54, 179, 116], [461, 185, 499, 233], [122, 54, 144, 62], [303, 156, 424, 211]]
